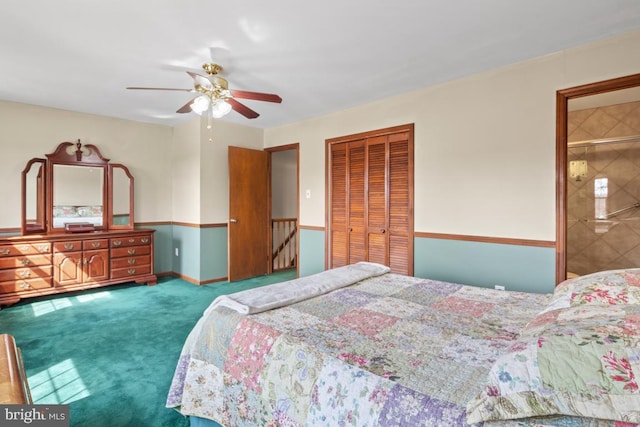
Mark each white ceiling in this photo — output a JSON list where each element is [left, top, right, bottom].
[[1, 1, 640, 129]]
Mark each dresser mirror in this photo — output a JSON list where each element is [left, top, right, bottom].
[[52, 164, 106, 229], [21, 141, 134, 234]]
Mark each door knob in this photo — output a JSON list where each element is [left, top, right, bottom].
[[229, 218, 238, 223]]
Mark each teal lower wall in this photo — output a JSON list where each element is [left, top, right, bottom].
[[145, 226, 559, 293], [414, 237, 556, 294], [147, 224, 173, 275], [163, 225, 326, 283], [299, 228, 326, 277], [160, 224, 228, 283], [200, 227, 228, 281]]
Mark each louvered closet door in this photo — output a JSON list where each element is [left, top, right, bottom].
[[366, 137, 388, 266], [330, 141, 367, 268], [328, 124, 413, 275], [330, 143, 348, 267], [348, 141, 366, 264], [387, 131, 411, 274]]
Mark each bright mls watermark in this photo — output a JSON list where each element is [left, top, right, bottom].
[[1, 405, 69, 426]]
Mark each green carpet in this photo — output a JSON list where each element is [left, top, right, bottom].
[[0, 270, 296, 427]]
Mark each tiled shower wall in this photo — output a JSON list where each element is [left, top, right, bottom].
[[567, 100, 640, 276]]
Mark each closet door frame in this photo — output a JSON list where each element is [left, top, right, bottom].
[[325, 123, 414, 274]]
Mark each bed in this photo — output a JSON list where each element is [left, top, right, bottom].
[[167, 262, 640, 426], [51, 205, 103, 228]]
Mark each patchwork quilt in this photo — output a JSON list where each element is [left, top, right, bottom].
[[166, 271, 635, 426]]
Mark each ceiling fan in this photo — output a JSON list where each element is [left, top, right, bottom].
[[127, 63, 282, 119]]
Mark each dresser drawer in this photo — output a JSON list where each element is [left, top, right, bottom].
[[0, 243, 51, 257], [0, 277, 52, 293], [83, 239, 109, 250], [110, 236, 151, 248], [53, 241, 82, 253], [0, 266, 52, 282], [0, 254, 52, 269], [111, 265, 151, 280], [111, 255, 150, 269], [111, 245, 151, 258]]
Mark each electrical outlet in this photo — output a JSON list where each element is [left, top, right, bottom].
[[494, 285, 505, 291], [305, 189, 311, 199], [175, 248, 179, 257]]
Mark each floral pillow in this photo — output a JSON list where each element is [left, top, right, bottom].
[[466, 303, 640, 424], [541, 269, 640, 314], [53, 205, 78, 217]]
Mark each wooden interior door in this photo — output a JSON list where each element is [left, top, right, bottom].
[[228, 146, 270, 282]]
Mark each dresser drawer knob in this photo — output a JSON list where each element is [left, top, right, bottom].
[[0, 249, 10, 255], [127, 268, 136, 275], [20, 258, 31, 266], [38, 245, 49, 252], [91, 242, 101, 248], [113, 240, 122, 246], [20, 245, 30, 251], [127, 249, 136, 255], [19, 270, 32, 278], [19, 282, 31, 290], [128, 259, 136, 265], [128, 238, 135, 243], [64, 243, 74, 250], [141, 238, 149, 243]]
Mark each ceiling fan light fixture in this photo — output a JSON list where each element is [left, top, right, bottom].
[[210, 99, 232, 118], [191, 95, 210, 115]]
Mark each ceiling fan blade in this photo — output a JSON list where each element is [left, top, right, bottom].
[[228, 98, 259, 119], [176, 97, 197, 114], [127, 87, 193, 92], [187, 71, 213, 91], [231, 90, 282, 103]]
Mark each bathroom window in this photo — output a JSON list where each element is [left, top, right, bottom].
[[594, 177, 608, 220]]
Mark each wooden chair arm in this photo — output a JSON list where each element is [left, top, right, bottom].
[[0, 334, 32, 404]]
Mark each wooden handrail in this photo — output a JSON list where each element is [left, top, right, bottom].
[[272, 218, 297, 271]]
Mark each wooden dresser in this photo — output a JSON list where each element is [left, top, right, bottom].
[[0, 229, 156, 307]]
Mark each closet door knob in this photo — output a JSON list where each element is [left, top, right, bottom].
[[380, 229, 386, 233], [229, 218, 238, 223]]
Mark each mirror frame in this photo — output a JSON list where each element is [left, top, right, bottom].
[[21, 140, 135, 235], [21, 158, 46, 234], [46, 141, 108, 232], [108, 163, 135, 229]]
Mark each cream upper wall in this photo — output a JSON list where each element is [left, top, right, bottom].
[[171, 118, 202, 224], [198, 119, 264, 224], [264, 29, 640, 242], [0, 101, 173, 228]]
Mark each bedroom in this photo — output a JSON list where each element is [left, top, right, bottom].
[[1, 1, 640, 426], [0, 7, 638, 293]]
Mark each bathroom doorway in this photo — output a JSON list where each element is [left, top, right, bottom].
[[557, 74, 640, 282]]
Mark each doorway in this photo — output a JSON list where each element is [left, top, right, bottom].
[[267, 144, 300, 276], [227, 143, 299, 281], [556, 73, 640, 283]]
